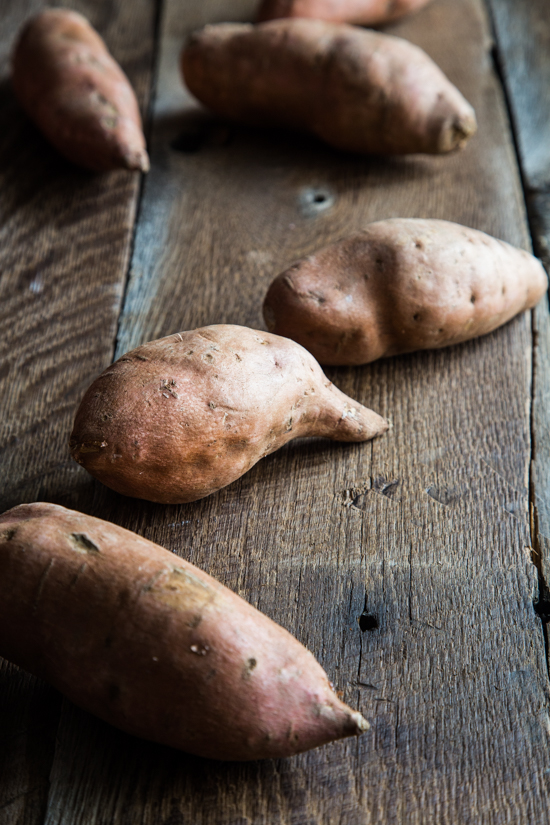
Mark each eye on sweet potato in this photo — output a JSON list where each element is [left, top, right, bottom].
[[12, 8, 149, 173], [181, 19, 476, 156], [262, 219, 548, 365], [69, 325, 388, 503], [0, 503, 368, 760], [257, 0, 431, 26]]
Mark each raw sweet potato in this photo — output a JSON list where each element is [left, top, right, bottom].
[[181, 19, 476, 156], [0, 503, 368, 760], [262, 219, 548, 365], [70, 325, 388, 503], [258, 0, 431, 26], [12, 9, 149, 173]]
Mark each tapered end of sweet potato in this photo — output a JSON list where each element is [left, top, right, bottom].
[[343, 709, 370, 735], [230, 682, 370, 760], [438, 109, 478, 153], [296, 701, 370, 753], [122, 146, 150, 173], [314, 382, 389, 442]]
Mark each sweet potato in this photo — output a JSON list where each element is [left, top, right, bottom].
[[262, 219, 548, 365], [0, 503, 368, 760], [257, 0, 431, 26], [181, 19, 476, 156], [12, 9, 149, 173], [70, 325, 388, 503]]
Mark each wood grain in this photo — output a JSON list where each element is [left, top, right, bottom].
[[0, 1, 156, 823], [486, 0, 550, 630], [40, 1, 550, 823]]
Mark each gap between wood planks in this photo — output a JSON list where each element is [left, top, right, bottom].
[[484, 2, 550, 675], [111, 0, 165, 366]]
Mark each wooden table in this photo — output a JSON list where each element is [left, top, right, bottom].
[[1, 1, 550, 822]]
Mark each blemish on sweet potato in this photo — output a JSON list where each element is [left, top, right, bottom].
[[69, 533, 100, 554], [243, 657, 258, 679]]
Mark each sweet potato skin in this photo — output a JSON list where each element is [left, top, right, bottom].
[[12, 9, 149, 173], [181, 19, 476, 156], [70, 325, 387, 503], [262, 219, 548, 365], [0, 503, 368, 760], [257, 0, 431, 26]]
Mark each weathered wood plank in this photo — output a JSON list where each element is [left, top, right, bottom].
[[39, 1, 550, 823], [0, 1, 156, 823], [485, 1, 550, 191], [486, 0, 550, 626]]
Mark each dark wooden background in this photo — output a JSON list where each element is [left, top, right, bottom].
[[1, 0, 550, 822]]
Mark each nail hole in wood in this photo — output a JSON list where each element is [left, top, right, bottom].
[[359, 612, 379, 632], [298, 186, 335, 216]]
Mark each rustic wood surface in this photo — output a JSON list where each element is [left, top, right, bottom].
[[1, 0, 550, 823], [486, 0, 550, 639], [0, 1, 157, 823]]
